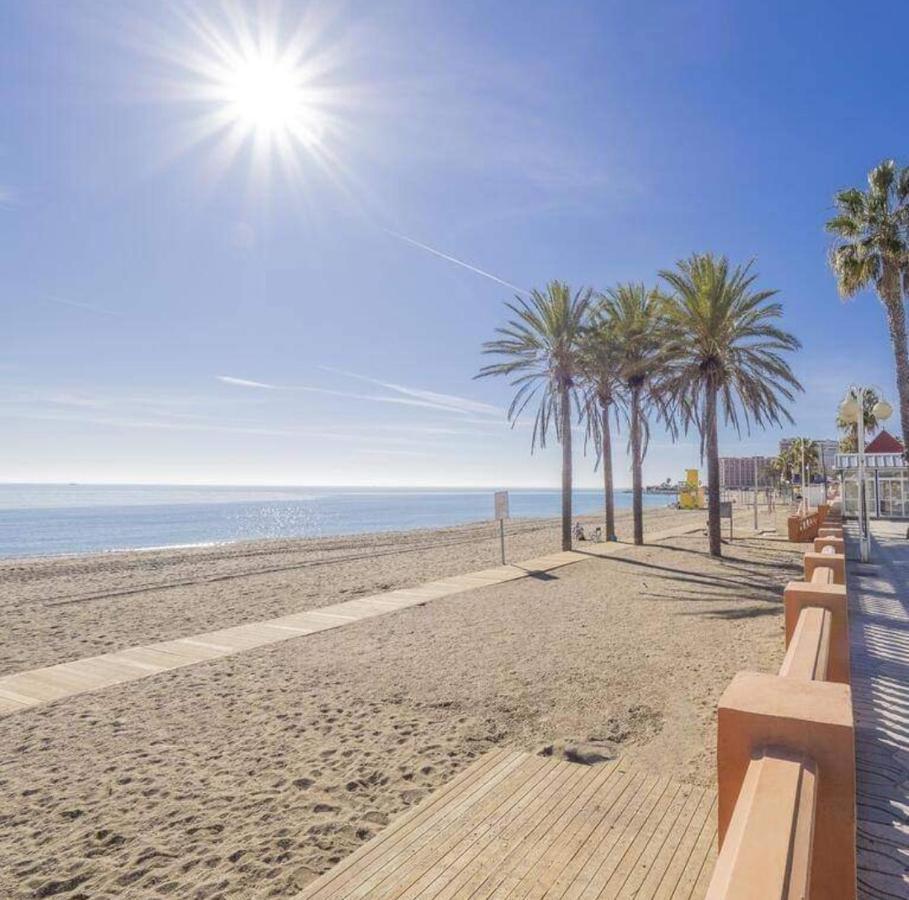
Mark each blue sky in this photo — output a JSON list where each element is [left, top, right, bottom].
[[2, 0, 908, 488]]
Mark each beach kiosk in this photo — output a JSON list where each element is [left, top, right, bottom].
[[837, 429, 909, 519]]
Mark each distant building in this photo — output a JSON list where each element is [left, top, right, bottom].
[[718, 456, 772, 490], [779, 437, 838, 474], [835, 429, 908, 518]]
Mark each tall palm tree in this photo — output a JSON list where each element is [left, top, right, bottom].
[[660, 254, 802, 557], [769, 454, 789, 494], [827, 160, 909, 453], [788, 437, 820, 487], [577, 315, 626, 541], [835, 387, 880, 452], [477, 281, 594, 551], [599, 283, 672, 545]]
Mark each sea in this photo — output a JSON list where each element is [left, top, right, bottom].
[[0, 484, 676, 560]]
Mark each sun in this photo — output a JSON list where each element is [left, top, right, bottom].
[[153, 2, 351, 188], [218, 52, 324, 146]]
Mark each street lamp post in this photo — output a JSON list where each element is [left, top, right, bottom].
[[753, 456, 759, 530], [840, 386, 893, 562]]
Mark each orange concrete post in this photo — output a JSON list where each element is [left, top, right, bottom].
[[780, 607, 832, 681], [804, 551, 845, 584], [705, 751, 816, 900], [717, 672, 855, 900], [787, 515, 802, 542], [818, 525, 843, 539], [783, 581, 850, 683], [814, 535, 845, 554]]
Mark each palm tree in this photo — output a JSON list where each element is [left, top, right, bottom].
[[477, 281, 594, 551], [577, 314, 626, 541], [598, 283, 673, 545], [769, 454, 789, 494], [827, 160, 909, 453], [835, 387, 880, 452], [660, 254, 802, 557], [788, 437, 820, 490]]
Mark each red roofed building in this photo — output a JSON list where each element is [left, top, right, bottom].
[[864, 430, 904, 454], [837, 429, 909, 518]]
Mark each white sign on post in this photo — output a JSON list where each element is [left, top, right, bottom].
[[494, 491, 509, 564]]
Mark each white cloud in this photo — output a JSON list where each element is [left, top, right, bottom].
[[216, 375, 279, 389], [217, 371, 504, 419], [322, 366, 501, 417]]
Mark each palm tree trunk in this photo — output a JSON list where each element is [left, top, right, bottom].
[[561, 383, 573, 551], [601, 401, 616, 540], [630, 384, 643, 545], [705, 383, 722, 557], [882, 263, 909, 456]]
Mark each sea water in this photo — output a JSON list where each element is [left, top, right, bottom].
[[0, 484, 675, 559]]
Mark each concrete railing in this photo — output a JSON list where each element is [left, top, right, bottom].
[[787, 503, 829, 542], [705, 751, 817, 899], [706, 501, 855, 900]]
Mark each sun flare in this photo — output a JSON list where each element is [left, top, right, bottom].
[[156, 2, 351, 187], [219, 53, 324, 145]]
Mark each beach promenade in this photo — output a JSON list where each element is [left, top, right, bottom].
[[846, 521, 909, 899], [295, 509, 909, 898]]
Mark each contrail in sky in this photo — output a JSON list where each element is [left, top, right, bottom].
[[384, 228, 526, 294], [42, 295, 121, 317]]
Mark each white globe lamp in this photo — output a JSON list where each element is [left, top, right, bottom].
[[872, 399, 893, 422]]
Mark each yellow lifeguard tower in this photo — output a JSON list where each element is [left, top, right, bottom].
[[679, 468, 704, 509]]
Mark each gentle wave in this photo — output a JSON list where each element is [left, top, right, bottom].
[[0, 485, 675, 559]]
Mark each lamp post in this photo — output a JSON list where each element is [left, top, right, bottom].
[[839, 386, 893, 562], [753, 456, 759, 530]]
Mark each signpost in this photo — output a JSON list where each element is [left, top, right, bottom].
[[494, 491, 509, 564], [719, 500, 733, 540]]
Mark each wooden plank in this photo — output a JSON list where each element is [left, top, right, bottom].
[[342, 755, 564, 899], [560, 773, 668, 899], [0, 670, 85, 701], [653, 791, 716, 900], [387, 757, 585, 899], [550, 767, 656, 899], [504, 761, 629, 900], [575, 777, 678, 898], [299, 750, 527, 898], [299, 752, 720, 900], [602, 781, 698, 898], [414, 759, 597, 898], [667, 795, 717, 899], [0, 688, 39, 711], [641, 787, 713, 900]]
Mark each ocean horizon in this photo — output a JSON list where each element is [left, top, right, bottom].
[[0, 483, 675, 559]]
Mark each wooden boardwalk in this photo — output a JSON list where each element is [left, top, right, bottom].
[[0, 520, 709, 717], [846, 520, 909, 900], [299, 749, 717, 900]]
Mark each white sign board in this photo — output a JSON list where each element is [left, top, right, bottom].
[[494, 490, 509, 520]]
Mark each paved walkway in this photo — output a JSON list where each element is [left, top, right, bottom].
[[299, 748, 717, 899], [0, 518, 714, 718], [845, 520, 909, 899]]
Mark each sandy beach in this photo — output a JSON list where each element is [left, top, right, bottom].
[[0, 505, 698, 676], [0, 506, 800, 898]]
